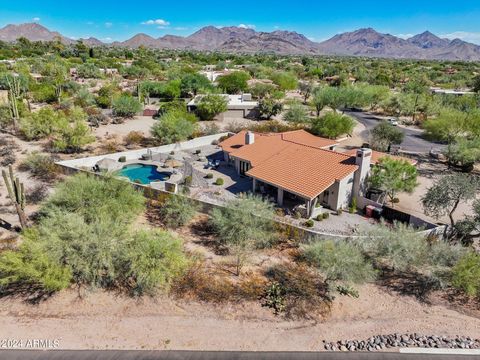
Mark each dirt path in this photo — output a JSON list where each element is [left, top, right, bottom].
[[0, 284, 478, 350]]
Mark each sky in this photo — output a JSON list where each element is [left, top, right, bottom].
[[1, 0, 480, 44]]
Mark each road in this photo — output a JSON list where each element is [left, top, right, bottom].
[[0, 350, 476, 360], [345, 111, 446, 154]]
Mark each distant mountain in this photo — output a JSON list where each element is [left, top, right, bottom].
[[1, 22, 480, 61], [0, 23, 68, 42]]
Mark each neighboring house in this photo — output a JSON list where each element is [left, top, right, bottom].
[[187, 94, 258, 119], [430, 87, 474, 96], [220, 130, 416, 216], [142, 106, 159, 117]]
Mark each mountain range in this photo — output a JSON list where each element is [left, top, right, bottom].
[[1, 23, 480, 61]]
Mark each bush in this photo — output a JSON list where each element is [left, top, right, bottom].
[[196, 94, 228, 120], [118, 156, 126, 163], [0, 237, 72, 292], [184, 175, 192, 187], [293, 211, 302, 219], [19, 152, 58, 182], [112, 94, 142, 118], [215, 177, 224, 186], [304, 219, 314, 227], [451, 252, 480, 297], [264, 263, 330, 319], [26, 184, 49, 204], [151, 108, 198, 145], [158, 195, 198, 228], [322, 212, 330, 219], [124, 131, 145, 146], [336, 209, 343, 216], [302, 240, 376, 284], [310, 112, 355, 139], [316, 214, 323, 221], [206, 173, 214, 179], [210, 194, 276, 275]]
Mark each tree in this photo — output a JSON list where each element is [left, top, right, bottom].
[[195, 94, 228, 120], [423, 108, 480, 143], [422, 173, 479, 232], [472, 75, 480, 93], [249, 82, 276, 99], [310, 112, 355, 139], [180, 73, 211, 96], [298, 81, 313, 104], [370, 121, 404, 152], [283, 102, 309, 124], [270, 71, 298, 91], [445, 138, 480, 172], [210, 194, 276, 275], [112, 94, 142, 118], [368, 157, 418, 205], [151, 108, 198, 144], [302, 240, 376, 285], [258, 98, 283, 120], [217, 71, 250, 94], [158, 195, 198, 228]]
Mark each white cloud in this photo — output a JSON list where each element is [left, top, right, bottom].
[[103, 37, 112, 42], [86, 21, 94, 25], [105, 22, 113, 28], [238, 24, 256, 29], [173, 26, 188, 31], [142, 19, 170, 26], [440, 31, 480, 44], [32, 17, 40, 22]]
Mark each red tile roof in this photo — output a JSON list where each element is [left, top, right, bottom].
[[219, 130, 356, 199]]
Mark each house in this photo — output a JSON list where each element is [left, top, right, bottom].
[[187, 94, 258, 119], [220, 130, 416, 216], [430, 87, 474, 96]]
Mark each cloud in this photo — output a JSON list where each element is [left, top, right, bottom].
[[32, 17, 40, 22], [141, 19, 170, 27], [86, 21, 94, 25], [238, 24, 256, 29], [440, 31, 480, 44], [103, 37, 112, 42], [173, 26, 188, 31], [105, 22, 113, 28]]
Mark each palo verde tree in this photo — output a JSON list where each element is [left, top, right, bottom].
[[368, 157, 418, 205], [370, 121, 405, 152], [210, 194, 276, 276]]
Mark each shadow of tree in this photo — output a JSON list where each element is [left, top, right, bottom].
[[375, 267, 439, 303], [0, 283, 55, 304], [188, 218, 228, 256]]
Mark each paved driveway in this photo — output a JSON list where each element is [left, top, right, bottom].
[[345, 111, 446, 154]]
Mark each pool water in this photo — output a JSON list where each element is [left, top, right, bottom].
[[118, 164, 171, 184]]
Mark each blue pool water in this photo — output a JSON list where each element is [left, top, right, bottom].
[[118, 164, 171, 184]]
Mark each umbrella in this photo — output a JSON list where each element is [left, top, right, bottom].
[[95, 158, 118, 171]]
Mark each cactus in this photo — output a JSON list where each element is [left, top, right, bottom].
[[5, 75, 20, 130], [1, 165, 27, 228]]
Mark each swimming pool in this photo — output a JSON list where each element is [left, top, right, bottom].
[[118, 164, 171, 184]]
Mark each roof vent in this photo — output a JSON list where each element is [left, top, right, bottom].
[[245, 131, 255, 145]]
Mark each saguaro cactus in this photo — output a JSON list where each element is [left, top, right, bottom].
[[1, 165, 27, 228], [5, 75, 20, 130]]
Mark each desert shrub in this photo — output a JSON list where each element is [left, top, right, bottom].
[[336, 209, 343, 216], [112, 94, 141, 118], [196, 94, 228, 120], [158, 195, 198, 228], [123, 131, 145, 146], [151, 108, 198, 145], [183, 175, 192, 187], [173, 261, 266, 302], [357, 222, 467, 284], [451, 252, 480, 298], [322, 212, 330, 219], [121, 230, 189, 296], [303, 219, 314, 228], [41, 173, 145, 225], [315, 214, 323, 221], [310, 112, 355, 139], [283, 102, 309, 124], [262, 281, 286, 314], [202, 122, 220, 136], [215, 177, 224, 186], [206, 173, 214, 179], [210, 194, 276, 274], [264, 263, 331, 319], [302, 240, 376, 284], [19, 152, 59, 182], [0, 236, 72, 292], [118, 156, 126, 163], [293, 211, 302, 219]]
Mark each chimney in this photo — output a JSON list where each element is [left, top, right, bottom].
[[245, 131, 255, 145], [353, 148, 372, 200]]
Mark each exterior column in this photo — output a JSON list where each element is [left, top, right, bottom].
[[277, 188, 284, 206], [252, 178, 257, 193]]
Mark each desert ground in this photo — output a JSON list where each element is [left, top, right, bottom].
[[0, 283, 478, 351]]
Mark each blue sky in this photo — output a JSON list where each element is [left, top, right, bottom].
[[1, 0, 480, 44]]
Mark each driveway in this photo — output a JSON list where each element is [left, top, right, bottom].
[[345, 111, 446, 154]]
